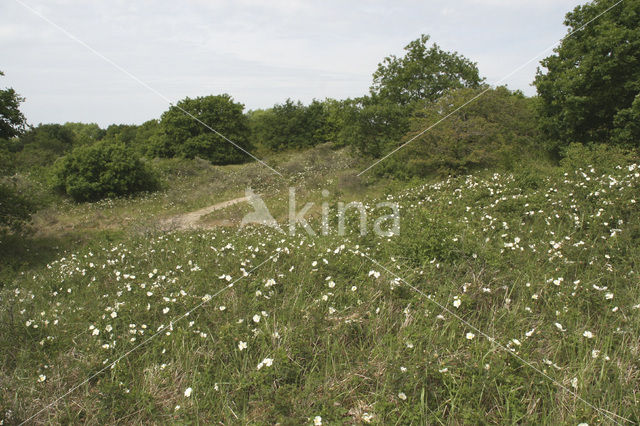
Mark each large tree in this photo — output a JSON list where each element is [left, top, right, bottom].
[[370, 34, 484, 105], [0, 71, 33, 235], [534, 0, 640, 148], [152, 94, 252, 165], [0, 71, 27, 140]]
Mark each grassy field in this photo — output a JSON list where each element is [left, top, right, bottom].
[[1, 145, 640, 424]]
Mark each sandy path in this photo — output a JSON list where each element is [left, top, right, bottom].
[[161, 196, 249, 230]]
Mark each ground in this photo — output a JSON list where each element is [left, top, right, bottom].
[[1, 145, 639, 424]]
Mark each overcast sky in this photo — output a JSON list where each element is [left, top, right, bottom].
[[1, 0, 585, 127]]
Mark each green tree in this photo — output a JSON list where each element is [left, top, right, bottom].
[[153, 94, 252, 164], [0, 71, 27, 140], [249, 99, 330, 151], [0, 71, 33, 235], [534, 0, 640, 150], [52, 140, 159, 202], [341, 96, 410, 157], [371, 34, 484, 106]]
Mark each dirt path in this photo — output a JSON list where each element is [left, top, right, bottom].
[[160, 196, 249, 230]]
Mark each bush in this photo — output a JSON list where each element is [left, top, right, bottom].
[[52, 140, 159, 202], [0, 182, 34, 236], [376, 86, 540, 179]]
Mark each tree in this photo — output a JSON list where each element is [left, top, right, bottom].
[[0, 71, 27, 140], [341, 96, 410, 157], [370, 34, 484, 106], [0, 71, 33, 235], [534, 0, 640, 149], [250, 99, 329, 151], [153, 94, 252, 164]]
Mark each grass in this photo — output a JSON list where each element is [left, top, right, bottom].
[[1, 145, 640, 424]]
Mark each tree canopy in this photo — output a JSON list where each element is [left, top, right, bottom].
[[370, 34, 484, 106], [151, 94, 252, 165], [534, 0, 640, 149], [0, 71, 28, 140]]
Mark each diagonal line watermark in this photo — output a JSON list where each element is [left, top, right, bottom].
[[357, 0, 625, 176], [19, 251, 281, 425], [357, 251, 633, 425], [13, 0, 283, 177]]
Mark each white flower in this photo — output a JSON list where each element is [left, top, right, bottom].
[[368, 270, 380, 279], [38, 374, 46, 382], [571, 377, 578, 389], [219, 306, 226, 311], [257, 357, 273, 370], [453, 297, 461, 308], [466, 332, 475, 340], [605, 292, 614, 300], [583, 330, 593, 339], [92, 328, 100, 336], [313, 416, 323, 425], [238, 341, 247, 351], [110, 311, 117, 318], [328, 281, 335, 288], [398, 392, 407, 400], [351, 286, 357, 292], [184, 387, 192, 397], [591, 349, 600, 358], [162, 307, 170, 314], [554, 322, 565, 332], [362, 412, 373, 423], [252, 314, 261, 323]]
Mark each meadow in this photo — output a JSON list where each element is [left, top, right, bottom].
[[1, 143, 639, 424]]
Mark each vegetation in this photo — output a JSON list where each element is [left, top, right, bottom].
[[149, 94, 252, 165], [370, 34, 484, 106], [2, 1, 640, 422], [51, 140, 159, 202], [534, 0, 640, 151]]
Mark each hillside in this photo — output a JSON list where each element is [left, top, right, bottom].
[[1, 145, 639, 424]]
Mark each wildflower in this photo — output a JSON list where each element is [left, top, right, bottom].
[[362, 412, 373, 423], [453, 296, 461, 308], [219, 306, 226, 311], [591, 349, 600, 358], [313, 416, 323, 425], [257, 357, 273, 370], [466, 332, 475, 340], [38, 374, 46, 382], [110, 311, 117, 318], [368, 270, 380, 279], [398, 392, 407, 400], [328, 280, 335, 288], [184, 387, 192, 397], [163, 307, 170, 314], [583, 331, 593, 339], [605, 292, 613, 300], [252, 314, 261, 323], [554, 322, 565, 332], [238, 341, 247, 351], [351, 286, 357, 292]]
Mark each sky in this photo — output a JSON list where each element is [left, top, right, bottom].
[[1, 0, 585, 128]]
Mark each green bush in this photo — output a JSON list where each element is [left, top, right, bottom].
[[377, 86, 540, 179], [0, 181, 34, 236], [51, 140, 159, 202]]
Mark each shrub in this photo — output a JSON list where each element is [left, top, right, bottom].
[[0, 181, 34, 236], [376, 86, 540, 179], [52, 140, 159, 202]]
